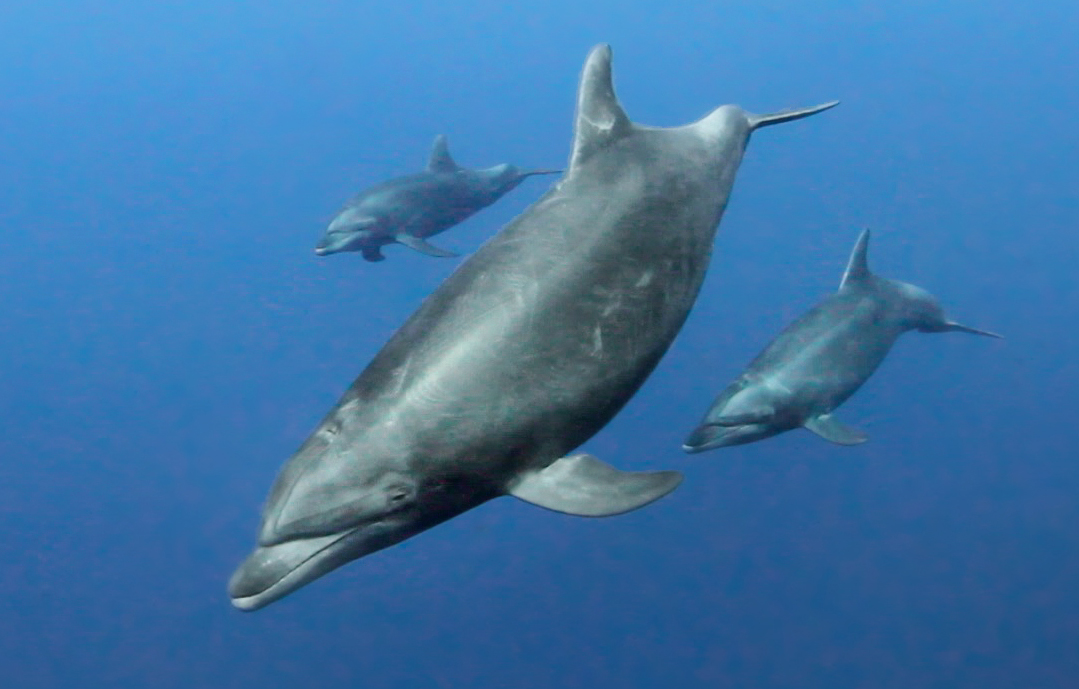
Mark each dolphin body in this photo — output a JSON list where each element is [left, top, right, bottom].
[[683, 229, 1001, 453], [314, 135, 561, 261], [229, 44, 838, 611]]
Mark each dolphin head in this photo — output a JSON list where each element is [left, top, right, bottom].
[[897, 283, 1003, 338], [682, 420, 780, 452], [682, 379, 790, 452], [228, 415, 495, 611], [314, 207, 382, 256]]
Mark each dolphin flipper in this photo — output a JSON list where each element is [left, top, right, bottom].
[[361, 246, 386, 262], [397, 234, 459, 258], [508, 453, 683, 517], [804, 414, 868, 446]]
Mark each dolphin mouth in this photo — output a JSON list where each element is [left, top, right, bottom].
[[682, 423, 764, 452], [229, 511, 413, 611], [682, 424, 730, 453], [681, 442, 712, 454], [314, 232, 368, 256], [228, 527, 363, 612]]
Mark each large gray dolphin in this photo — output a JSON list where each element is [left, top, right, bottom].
[[229, 44, 837, 611], [683, 229, 1001, 453], [314, 135, 561, 261]]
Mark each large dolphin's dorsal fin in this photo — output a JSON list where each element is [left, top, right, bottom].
[[427, 134, 459, 173], [839, 228, 873, 290], [569, 44, 632, 172]]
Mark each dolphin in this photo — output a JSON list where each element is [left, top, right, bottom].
[[229, 44, 838, 611], [314, 135, 561, 261], [683, 229, 1001, 453]]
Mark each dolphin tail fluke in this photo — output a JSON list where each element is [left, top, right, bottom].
[[520, 169, 564, 179], [748, 100, 840, 130], [507, 453, 682, 517], [941, 321, 1003, 339]]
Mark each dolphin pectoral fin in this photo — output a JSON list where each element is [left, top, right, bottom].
[[803, 414, 868, 446], [507, 453, 683, 517], [362, 246, 386, 262], [397, 234, 459, 258]]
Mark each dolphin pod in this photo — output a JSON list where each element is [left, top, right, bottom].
[[229, 44, 837, 610], [683, 229, 1001, 453], [315, 134, 561, 261]]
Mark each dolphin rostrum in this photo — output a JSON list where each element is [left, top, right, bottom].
[[314, 135, 561, 261], [683, 229, 1001, 453], [229, 44, 838, 611]]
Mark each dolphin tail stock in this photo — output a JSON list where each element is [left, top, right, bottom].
[[748, 100, 840, 130], [939, 321, 1004, 339], [507, 453, 683, 517]]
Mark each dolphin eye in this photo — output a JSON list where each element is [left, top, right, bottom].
[[387, 485, 413, 505]]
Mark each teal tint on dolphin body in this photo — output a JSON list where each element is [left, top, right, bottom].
[[314, 135, 561, 262], [683, 229, 1002, 454]]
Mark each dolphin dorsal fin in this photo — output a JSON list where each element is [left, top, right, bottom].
[[839, 228, 873, 290], [568, 45, 632, 172], [427, 135, 459, 173]]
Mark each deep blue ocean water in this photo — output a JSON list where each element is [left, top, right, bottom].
[[2, 1, 1077, 687]]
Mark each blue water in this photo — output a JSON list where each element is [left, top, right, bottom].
[[2, 1, 1077, 687]]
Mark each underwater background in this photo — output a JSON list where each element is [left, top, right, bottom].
[[2, 0, 1077, 687]]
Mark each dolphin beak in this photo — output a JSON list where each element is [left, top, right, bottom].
[[228, 529, 361, 612]]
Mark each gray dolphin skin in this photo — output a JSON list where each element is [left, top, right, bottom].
[[229, 44, 837, 611], [314, 135, 561, 261], [683, 229, 1001, 453]]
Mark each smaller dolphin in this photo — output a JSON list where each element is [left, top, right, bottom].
[[315, 135, 561, 261], [683, 229, 1001, 453]]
